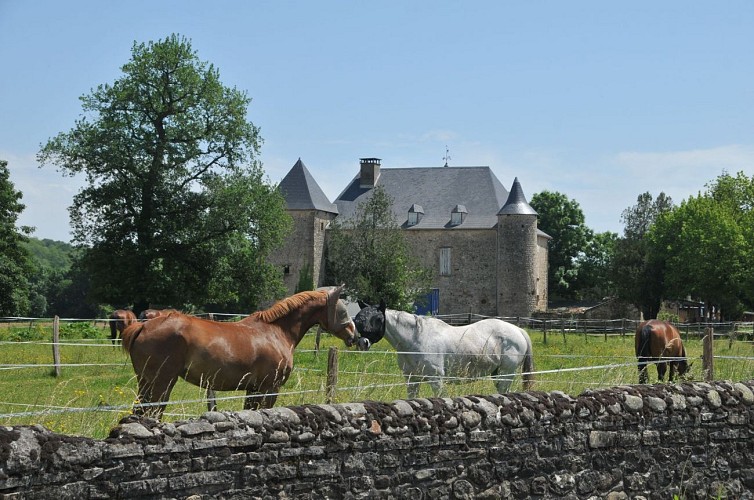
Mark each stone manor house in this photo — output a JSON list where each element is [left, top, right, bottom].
[[271, 157, 550, 317]]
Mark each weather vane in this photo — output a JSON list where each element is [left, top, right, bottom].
[[443, 146, 451, 167]]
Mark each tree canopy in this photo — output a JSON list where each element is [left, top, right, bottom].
[[530, 190, 591, 300], [0, 159, 34, 316], [325, 186, 433, 311], [611, 192, 674, 319], [38, 35, 290, 313]]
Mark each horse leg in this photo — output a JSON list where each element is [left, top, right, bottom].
[[243, 390, 278, 410], [109, 322, 118, 346], [405, 375, 420, 399], [668, 362, 677, 383], [638, 357, 649, 384], [134, 375, 177, 419], [206, 388, 217, 412], [493, 371, 514, 394], [428, 377, 444, 398], [656, 362, 667, 382]]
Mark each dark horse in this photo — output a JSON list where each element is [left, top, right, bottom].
[[635, 319, 689, 383], [109, 309, 137, 344], [121, 286, 356, 418]]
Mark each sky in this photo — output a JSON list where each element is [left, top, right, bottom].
[[2, 1, 753, 243]]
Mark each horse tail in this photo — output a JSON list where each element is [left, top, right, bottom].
[[121, 322, 145, 355], [521, 329, 535, 390], [638, 323, 653, 360]]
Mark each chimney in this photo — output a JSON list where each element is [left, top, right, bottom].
[[359, 158, 381, 188]]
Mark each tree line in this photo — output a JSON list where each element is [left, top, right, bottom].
[[532, 171, 754, 320], [1, 34, 752, 320]]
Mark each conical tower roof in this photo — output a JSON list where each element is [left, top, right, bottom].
[[279, 159, 338, 214], [497, 177, 537, 216]]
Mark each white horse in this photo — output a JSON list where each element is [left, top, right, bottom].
[[354, 300, 535, 398]]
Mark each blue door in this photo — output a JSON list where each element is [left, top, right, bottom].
[[414, 288, 439, 315]]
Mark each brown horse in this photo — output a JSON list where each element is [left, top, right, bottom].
[[109, 309, 137, 344], [121, 286, 356, 418], [635, 319, 690, 383]]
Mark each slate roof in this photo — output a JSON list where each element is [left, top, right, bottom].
[[278, 159, 338, 213], [498, 177, 538, 216], [334, 166, 511, 229]]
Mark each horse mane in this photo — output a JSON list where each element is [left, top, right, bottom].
[[250, 290, 326, 323]]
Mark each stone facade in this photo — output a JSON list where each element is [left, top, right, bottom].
[[3, 381, 754, 498], [274, 210, 335, 294], [403, 229, 498, 317], [275, 159, 550, 317]]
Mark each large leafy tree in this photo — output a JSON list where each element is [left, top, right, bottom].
[[529, 190, 591, 300], [649, 194, 745, 319], [611, 192, 673, 319], [572, 231, 618, 300], [0, 160, 35, 316], [326, 186, 433, 311], [38, 35, 290, 313], [706, 171, 754, 309]]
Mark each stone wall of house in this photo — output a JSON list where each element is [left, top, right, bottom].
[[272, 210, 335, 296], [404, 229, 498, 316], [535, 234, 549, 311], [498, 213, 539, 318], [3, 381, 753, 499]]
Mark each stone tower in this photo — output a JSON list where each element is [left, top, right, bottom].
[[497, 177, 539, 317], [274, 159, 338, 295]]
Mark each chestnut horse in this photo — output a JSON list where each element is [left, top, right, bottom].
[[121, 286, 356, 418], [635, 319, 689, 383], [109, 309, 137, 344]]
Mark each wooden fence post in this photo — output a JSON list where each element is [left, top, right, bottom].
[[561, 318, 567, 344], [326, 347, 338, 404], [52, 316, 61, 377], [703, 327, 714, 382], [543, 319, 547, 345]]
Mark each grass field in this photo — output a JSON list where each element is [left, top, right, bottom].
[[0, 322, 751, 439]]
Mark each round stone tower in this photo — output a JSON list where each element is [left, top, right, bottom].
[[497, 177, 539, 318]]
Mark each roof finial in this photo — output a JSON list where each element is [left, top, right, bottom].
[[443, 146, 451, 167]]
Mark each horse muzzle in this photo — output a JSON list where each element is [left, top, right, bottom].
[[356, 337, 371, 351]]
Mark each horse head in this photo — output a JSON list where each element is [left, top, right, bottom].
[[354, 299, 387, 351], [320, 285, 357, 347]]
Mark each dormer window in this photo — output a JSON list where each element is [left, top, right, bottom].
[[450, 205, 467, 226], [407, 204, 424, 227]]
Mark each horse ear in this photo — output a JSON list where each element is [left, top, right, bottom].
[[357, 300, 367, 309], [379, 299, 386, 312]]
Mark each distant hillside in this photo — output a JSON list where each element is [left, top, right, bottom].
[[23, 237, 75, 271]]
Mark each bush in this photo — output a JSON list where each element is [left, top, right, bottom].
[[59, 321, 106, 339]]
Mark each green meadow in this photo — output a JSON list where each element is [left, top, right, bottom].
[[0, 322, 751, 439]]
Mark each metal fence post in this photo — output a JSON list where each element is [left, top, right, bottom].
[[52, 316, 61, 377]]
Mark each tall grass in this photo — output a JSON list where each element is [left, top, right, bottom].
[[0, 322, 751, 439]]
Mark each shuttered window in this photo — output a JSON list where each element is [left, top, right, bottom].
[[440, 247, 451, 276]]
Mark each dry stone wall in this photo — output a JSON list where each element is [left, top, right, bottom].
[[2, 381, 754, 499]]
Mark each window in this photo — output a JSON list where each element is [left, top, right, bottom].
[[450, 205, 467, 226], [440, 247, 451, 276], [407, 204, 424, 227], [283, 265, 290, 276]]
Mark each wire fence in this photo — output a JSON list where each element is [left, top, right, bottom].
[[1, 314, 753, 425]]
